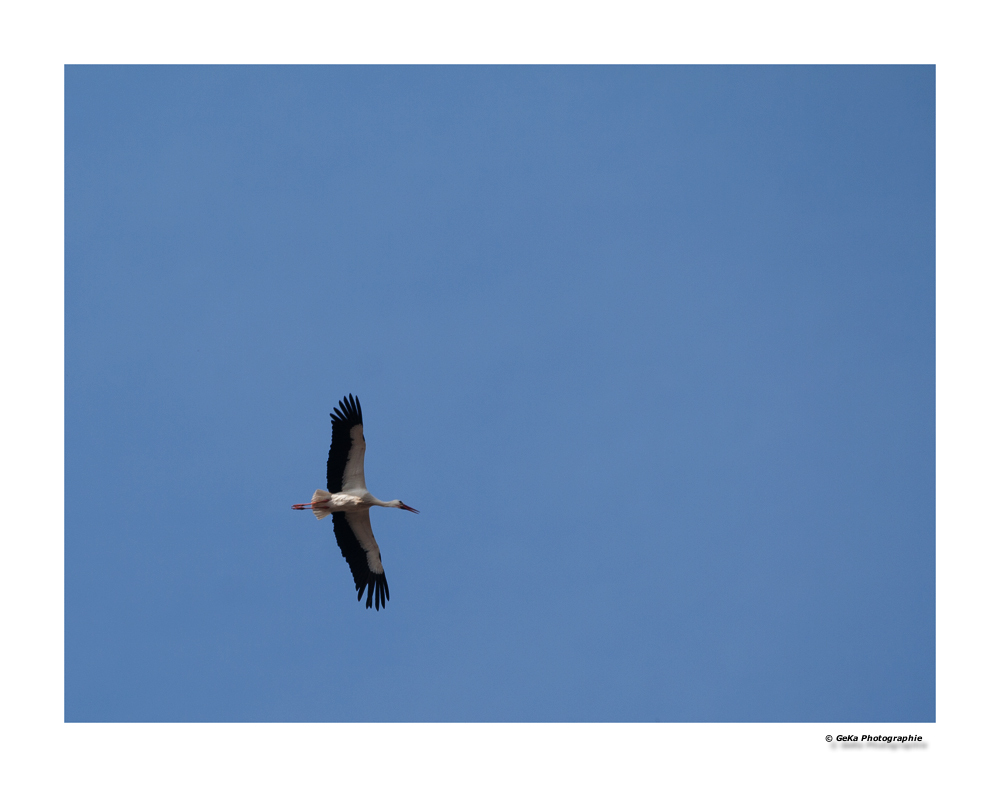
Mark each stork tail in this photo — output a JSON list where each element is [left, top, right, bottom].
[[311, 489, 332, 520]]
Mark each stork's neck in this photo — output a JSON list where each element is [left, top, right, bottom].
[[363, 493, 407, 510]]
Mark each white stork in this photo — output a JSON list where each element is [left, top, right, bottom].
[[292, 394, 418, 610]]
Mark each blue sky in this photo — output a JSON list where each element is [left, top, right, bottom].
[[65, 65, 934, 722]]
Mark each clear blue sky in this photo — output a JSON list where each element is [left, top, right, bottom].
[[65, 65, 934, 722]]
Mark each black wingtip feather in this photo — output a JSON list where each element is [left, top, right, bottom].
[[357, 573, 390, 611], [330, 394, 363, 427]]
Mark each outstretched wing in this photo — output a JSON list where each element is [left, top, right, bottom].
[[327, 394, 366, 494], [332, 510, 389, 610]]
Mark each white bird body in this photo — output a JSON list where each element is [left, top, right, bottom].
[[306, 490, 415, 518], [292, 394, 417, 610]]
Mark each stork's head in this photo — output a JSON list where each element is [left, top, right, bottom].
[[392, 500, 419, 513]]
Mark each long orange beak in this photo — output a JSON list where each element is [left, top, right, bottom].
[[399, 502, 419, 513]]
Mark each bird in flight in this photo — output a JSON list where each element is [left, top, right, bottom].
[[292, 394, 418, 610]]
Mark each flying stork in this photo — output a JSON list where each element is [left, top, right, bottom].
[[292, 394, 418, 610]]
